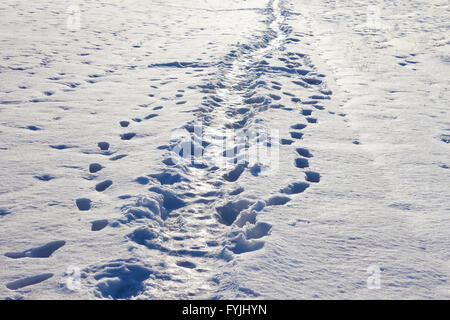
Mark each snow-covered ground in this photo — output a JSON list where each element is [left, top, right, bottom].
[[0, 0, 448, 299]]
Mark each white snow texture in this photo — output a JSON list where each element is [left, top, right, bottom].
[[0, 0, 449, 299]]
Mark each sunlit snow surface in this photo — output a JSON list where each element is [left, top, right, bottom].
[[0, 0, 449, 299]]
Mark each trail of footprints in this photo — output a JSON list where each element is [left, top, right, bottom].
[[3, 241, 66, 290], [3, 89, 167, 293], [4, 0, 328, 296], [84, 0, 327, 297]]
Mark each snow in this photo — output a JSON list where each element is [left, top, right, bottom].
[[0, 0, 449, 299]]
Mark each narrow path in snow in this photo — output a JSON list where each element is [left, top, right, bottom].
[[73, 0, 334, 299]]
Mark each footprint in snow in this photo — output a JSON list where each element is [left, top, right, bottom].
[[296, 148, 313, 158], [95, 180, 113, 192], [280, 182, 309, 195], [110, 154, 127, 161], [91, 219, 108, 231], [294, 158, 309, 168], [50, 144, 75, 150], [89, 163, 103, 173], [144, 113, 158, 120], [76, 198, 92, 211], [120, 132, 136, 140], [280, 138, 294, 145], [290, 131, 303, 139], [245, 222, 272, 240], [97, 142, 109, 151], [4, 240, 66, 259], [176, 261, 196, 269], [291, 123, 307, 130], [34, 174, 55, 181], [6, 273, 53, 290], [305, 171, 320, 183], [266, 195, 291, 206]]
